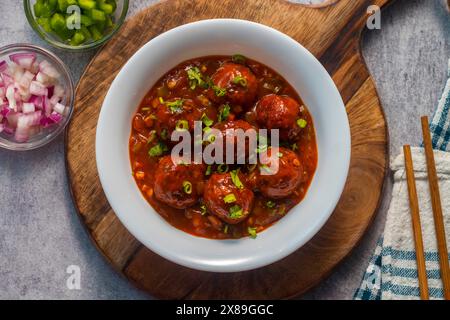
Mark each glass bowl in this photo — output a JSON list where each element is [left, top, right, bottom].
[[23, 0, 129, 51], [0, 44, 74, 151]]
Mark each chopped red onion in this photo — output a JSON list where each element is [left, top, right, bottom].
[[9, 53, 37, 70], [29, 81, 48, 96], [49, 112, 62, 123], [0, 60, 7, 73], [0, 55, 67, 142], [6, 85, 16, 111], [22, 102, 35, 114], [53, 102, 65, 115]]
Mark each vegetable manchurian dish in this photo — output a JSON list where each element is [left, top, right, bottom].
[[129, 55, 317, 239]]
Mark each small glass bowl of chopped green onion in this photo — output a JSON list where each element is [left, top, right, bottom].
[[24, 0, 129, 51]]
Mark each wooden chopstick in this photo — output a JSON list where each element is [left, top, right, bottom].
[[403, 145, 429, 300], [421, 116, 450, 300]]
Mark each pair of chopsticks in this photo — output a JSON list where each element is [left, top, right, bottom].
[[403, 116, 450, 300]]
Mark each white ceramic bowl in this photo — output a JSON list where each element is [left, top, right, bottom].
[[96, 19, 350, 272]]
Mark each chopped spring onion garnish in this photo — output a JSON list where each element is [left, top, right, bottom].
[[205, 132, 216, 143], [218, 104, 231, 122], [182, 181, 192, 194], [159, 97, 164, 104], [256, 143, 268, 154], [175, 119, 189, 131], [148, 142, 168, 157], [248, 227, 257, 239], [291, 143, 298, 151], [223, 193, 237, 204], [165, 99, 184, 113], [232, 54, 247, 64], [297, 118, 307, 128], [230, 169, 244, 189], [277, 152, 283, 158], [205, 165, 213, 176], [256, 134, 268, 153], [0, 53, 67, 142], [200, 204, 207, 215], [259, 164, 272, 174], [229, 205, 243, 219], [147, 130, 156, 144], [201, 113, 214, 127], [232, 75, 247, 87], [271, 203, 287, 216], [187, 66, 208, 90], [266, 201, 276, 209], [212, 85, 226, 97], [160, 129, 168, 140], [217, 164, 229, 173], [223, 225, 229, 234]]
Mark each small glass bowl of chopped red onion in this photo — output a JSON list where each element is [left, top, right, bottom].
[[0, 44, 74, 151]]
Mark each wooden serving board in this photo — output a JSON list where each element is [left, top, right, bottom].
[[66, 0, 391, 299]]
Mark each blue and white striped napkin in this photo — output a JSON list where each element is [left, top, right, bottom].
[[354, 59, 450, 300]]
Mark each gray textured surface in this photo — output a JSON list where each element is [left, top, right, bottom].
[[0, 0, 449, 300]]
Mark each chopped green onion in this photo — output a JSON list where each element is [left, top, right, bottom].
[[223, 193, 237, 204], [259, 164, 272, 174], [217, 164, 229, 173], [176, 119, 189, 131], [223, 225, 229, 234], [232, 75, 248, 87], [291, 143, 298, 151], [206, 132, 216, 143], [160, 129, 168, 140], [165, 99, 184, 113], [256, 134, 268, 153], [201, 113, 214, 127], [278, 203, 286, 215], [229, 205, 243, 219], [200, 204, 207, 215], [213, 85, 227, 97], [205, 165, 213, 176], [297, 118, 307, 128], [232, 54, 247, 64], [159, 97, 164, 104], [218, 104, 231, 122], [148, 142, 168, 157], [230, 169, 244, 189], [248, 227, 257, 239], [147, 130, 157, 144], [182, 181, 192, 194], [277, 152, 283, 158], [265, 201, 276, 209], [187, 66, 208, 89], [256, 143, 268, 154]]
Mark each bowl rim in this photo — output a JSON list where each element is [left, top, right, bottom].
[[23, 0, 129, 51], [96, 18, 351, 272], [0, 43, 75, 151]]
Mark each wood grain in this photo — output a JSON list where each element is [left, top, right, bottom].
[[403, 145, 429, 300], [66, 0, 390, 299], [421, 116, 450, 300]]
